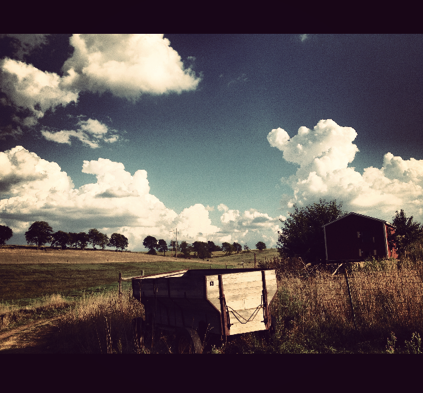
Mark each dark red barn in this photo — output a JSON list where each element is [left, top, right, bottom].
[[323, 212, 398, 262]]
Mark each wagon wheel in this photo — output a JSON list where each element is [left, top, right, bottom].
[[176, 328, 203, 354], [265, 315, 277, 343]]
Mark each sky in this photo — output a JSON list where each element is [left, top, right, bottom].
[[0, 34, 423, 251]]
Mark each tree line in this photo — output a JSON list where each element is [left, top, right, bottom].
[[2, 201, 420, 262], [142, 235, 266, 259], [0, 221, 129, 251]]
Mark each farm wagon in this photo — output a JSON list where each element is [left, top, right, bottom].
[[130, 268, 278, 353]]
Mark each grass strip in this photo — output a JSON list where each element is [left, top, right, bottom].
[[0, 262, 231, 306]]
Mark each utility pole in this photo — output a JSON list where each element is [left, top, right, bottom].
[[171, 228, 178, 257]]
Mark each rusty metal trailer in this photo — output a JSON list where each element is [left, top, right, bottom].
[[131, 268, 278, 354]]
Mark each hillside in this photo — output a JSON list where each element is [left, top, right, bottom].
[[0, 245, 279, 266], [0, 246, 194, 264]]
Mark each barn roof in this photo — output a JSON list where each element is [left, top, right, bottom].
[[322, 212, 394, 228]]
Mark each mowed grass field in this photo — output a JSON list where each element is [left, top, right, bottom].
[[0, 247, 278, 307]]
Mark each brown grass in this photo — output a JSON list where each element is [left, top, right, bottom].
[[0, 247, 209, 264], [0, 294, 71, 331], [51, 290, 147, 353], [257, 256, 423, 352], [8, 254, 423, 353]]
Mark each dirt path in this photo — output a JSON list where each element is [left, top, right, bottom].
[[0, 316, 62, 353]]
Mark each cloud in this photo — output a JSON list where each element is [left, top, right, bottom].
[[227, 73, 248, 87], [41, 118, 120, 148], [216, 206, 282, 246], [0, 34, 201, 139], [61, 34, 201, 100], [0, 146, 283, 249], [0, 146, 74, 196], [0, 58, 78, 123], [0, 34, 50, 59], [0, 124, 23, 140], [218, 203, 229, 212], [268, 119, 423, 222], [1, 146, 264, 249], [174, 204, 221, 241]]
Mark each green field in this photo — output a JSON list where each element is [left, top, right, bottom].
[[0, 246, 279, 323], [0, 247, 279, 305], [0, 260, 236, 307]]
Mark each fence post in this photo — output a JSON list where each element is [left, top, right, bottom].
[[344, 267, 357, 330], [141, 270, 144, 277], [118, 272, 122, 297], [254, 253, 256, 268]]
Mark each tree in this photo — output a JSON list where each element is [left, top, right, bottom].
[[88, 229, 108, 249], [179, 241, 191, 258], [192, 241, 211, 259], [143, 236, 158, 255], [158, 239, 168, 256], [277, 199, 346, 263], [25, 221, 53, 247], [222, 242, 234, 255], [244, 244, 250, 252], [108, 233, 129, 251], [169, 240, 180, 257], [390, 209, 423, 257], [98, 233, 109, 250], [208, 241, 221, 253], [232, 242, 242, 253], [67, 232, 79, 248], [51, 231, 70, 249], [0, 225, 13, 245], [76, 232, 89, 249], [169, 240, 176, 251], [256, 241, 266, 251]]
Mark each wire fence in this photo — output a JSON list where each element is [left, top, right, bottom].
[[277, 268, 423, 330]]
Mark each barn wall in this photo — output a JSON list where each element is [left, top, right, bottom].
[[325, 214, 389, 261]]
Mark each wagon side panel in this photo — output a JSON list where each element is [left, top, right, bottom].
[[264, 270, 278, 305], [133, 276, 222, 335], [224, 271, 266, 335]]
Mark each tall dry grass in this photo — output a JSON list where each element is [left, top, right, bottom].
[[51, 290, 146, 353], [253, 256, 423, 353], [17, 255, 423, 354], [0, 294, 70, 331]]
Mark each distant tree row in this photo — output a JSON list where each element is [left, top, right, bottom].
[[142, 236, 266, 259], [20, 221, 129, 251]]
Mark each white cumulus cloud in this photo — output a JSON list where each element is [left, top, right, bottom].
[[0, 146, 284, 249], [41, 118, 120, 148], [1, 146, 275, 250], [268, 119, 423, 222], [0, 58, 78, 123], [0, 34, 201, 139], [216, 207, 282, 246], [61, 34, 201, 100]]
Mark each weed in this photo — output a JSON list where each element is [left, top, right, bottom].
[[404, 332, 422, 354], [386, 332, 397, 354]]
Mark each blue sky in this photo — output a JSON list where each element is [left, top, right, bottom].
[[1, 34, 423, 250]]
